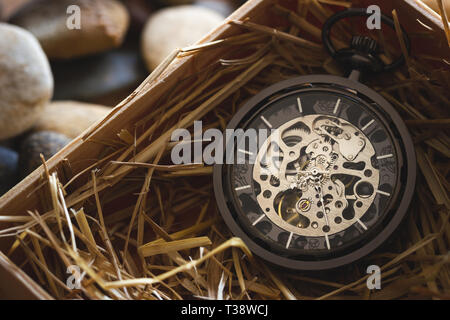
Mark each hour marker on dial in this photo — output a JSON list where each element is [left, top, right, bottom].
[[361, 119, 375, 131], [376, 189, 391, 197], [297, 97, 303, 113], [238, 149, 254, 156], [376, 154, 393, 160], [252, 214, 265, 226], [286, 232, 294, 249], [325, 234, 331, 250], [333, 98, 341, 114], [260, 116, 272, 128], [356, 219, 368, 230], [235, 185, 251, 191]]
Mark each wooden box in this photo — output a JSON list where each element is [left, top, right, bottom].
[[0, 0, 448, 299]]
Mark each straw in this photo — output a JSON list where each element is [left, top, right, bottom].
[[0, 0, 448, 300]]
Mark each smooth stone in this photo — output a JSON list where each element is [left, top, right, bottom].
[[10, 0, 130, 59], [0, 146, 19, 196], [141, 5, 224, 71], [195, 0, 238, 17], [32, 101, 111, 139], [19, 131, 70, 177], [0, 23, 53, 140], [51, 39, 148, 106]]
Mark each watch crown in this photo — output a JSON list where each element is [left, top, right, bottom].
[[350, 36, 378, 54]]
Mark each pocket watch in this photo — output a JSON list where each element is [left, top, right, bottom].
[[213, 9, 416, 270]]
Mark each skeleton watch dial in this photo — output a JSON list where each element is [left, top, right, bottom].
[[254, 113, 380, 241], [213, 76, 416, 270]]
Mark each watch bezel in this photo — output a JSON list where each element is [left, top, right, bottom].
[[213, 74, 416, 270]]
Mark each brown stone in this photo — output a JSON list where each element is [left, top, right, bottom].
[[11, 0, 130, 59], [32, 101, 111, 139], [141, 5, 224, 71]]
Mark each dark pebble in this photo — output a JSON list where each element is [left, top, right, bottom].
[[51, 40, 148, 106], [0, 146, 19, 196], [19, 131, 70, 177]]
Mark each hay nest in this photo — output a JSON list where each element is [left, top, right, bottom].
[[0, 0, 449, 299]]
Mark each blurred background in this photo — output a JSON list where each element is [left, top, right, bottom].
[[0, 0, 246, 195], [0, 0, 447, 196], [0, 0, 247, 106]]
